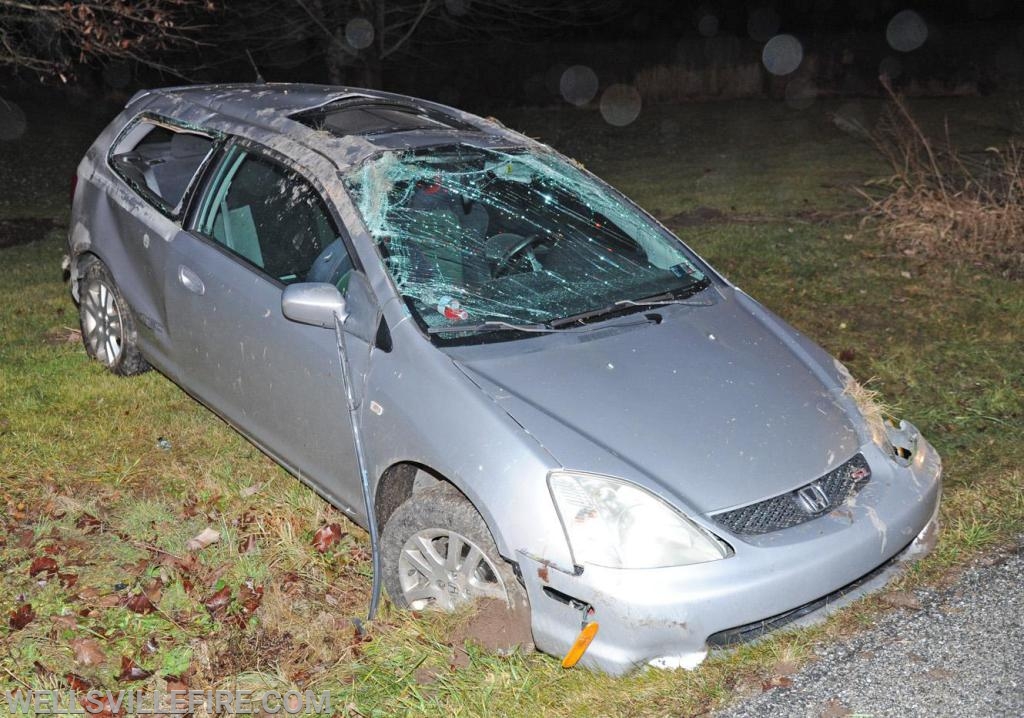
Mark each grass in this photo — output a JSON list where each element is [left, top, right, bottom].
[[1, 91, 1022, 716]]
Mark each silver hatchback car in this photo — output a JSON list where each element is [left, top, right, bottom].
[[68, 83, 941, 674]]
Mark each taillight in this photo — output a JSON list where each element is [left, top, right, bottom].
[[70, 173, 78, 205]]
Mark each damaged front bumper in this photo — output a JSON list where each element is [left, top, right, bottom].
[[518, 437, 942, 675]]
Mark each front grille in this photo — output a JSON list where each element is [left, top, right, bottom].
[[712, 453, 871, 536]]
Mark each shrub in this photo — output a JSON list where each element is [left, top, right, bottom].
[[859, 78, 1024, 278]]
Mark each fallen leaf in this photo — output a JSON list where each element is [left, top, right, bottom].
[[186, 527, 220, 552], [9, 603, 35, 630], [84, 692, 122, 717], [71, 637, 106, 666], [33, 660, 54, 678], [203, 585, 232, 619], [59, 572, 79, 588], [51, 614, 78, 630], [762, 675, 794, 691], [312, 523, 344, 553], [882, 590, 922, 610], [29, 556, 59, 577], [233, 581, 264, 626], [117, 656, 153, 682], [165, 676, 190, 712], [169, 552, 199, 575], [76, 514, 102, 533], [143, 636, 159, 654], [64, 673, 91, 691], [124, 592, 156, 615], [924, 667, 956, 681], [238, 581, 263, 613]]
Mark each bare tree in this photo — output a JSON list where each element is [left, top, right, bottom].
[[227, 0, 620, 88], [0, 0, 212, 81]]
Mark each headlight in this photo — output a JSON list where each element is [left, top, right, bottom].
[[548, 472, 732, 569]]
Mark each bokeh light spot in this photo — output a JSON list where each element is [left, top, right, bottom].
[[345, 17, 375, 50], [886, 10, 928, 53], [748, 7, 781, 42], [600, 84, 642, 127], [0, 98, 27, 141], [697, 13, 719, 38], [762, 34, 803, 76], [560, 65, 599, 106]]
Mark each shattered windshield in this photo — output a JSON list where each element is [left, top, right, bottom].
[[343, 144, 708, 339]]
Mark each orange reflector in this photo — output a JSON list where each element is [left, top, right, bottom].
[[561, 622, 599, 668]]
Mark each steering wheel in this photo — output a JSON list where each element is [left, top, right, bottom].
[[490, 233, 545, 278]]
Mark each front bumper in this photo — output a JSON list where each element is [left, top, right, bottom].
[[518, 437, 942, 675]]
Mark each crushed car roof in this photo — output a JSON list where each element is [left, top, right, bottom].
[[130, 83, 530, 172]]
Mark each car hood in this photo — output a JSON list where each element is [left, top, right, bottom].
[[450, 288, 862, 515]]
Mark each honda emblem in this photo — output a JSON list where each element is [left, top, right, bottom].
[[796, 483, 830, 514]]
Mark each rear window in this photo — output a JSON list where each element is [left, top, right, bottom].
[[109, 118, 216, 216]]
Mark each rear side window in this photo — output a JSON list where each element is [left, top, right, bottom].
[[109, 118, 216, 216]]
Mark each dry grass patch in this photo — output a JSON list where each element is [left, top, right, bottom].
[[859, 78, 1024, 278]]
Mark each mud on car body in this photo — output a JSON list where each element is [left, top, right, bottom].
[[67, 83, 941, 674]]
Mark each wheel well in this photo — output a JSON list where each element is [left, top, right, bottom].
[[374, 462, 445, 528]]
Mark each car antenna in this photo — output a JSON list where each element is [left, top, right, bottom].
[[245, 49, 266, 84]]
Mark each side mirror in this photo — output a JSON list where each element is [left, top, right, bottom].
[[282, 283, 348, 328]]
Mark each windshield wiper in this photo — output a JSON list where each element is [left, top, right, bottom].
[[427, 320, 559, 335], [549, 281, 713, 329]]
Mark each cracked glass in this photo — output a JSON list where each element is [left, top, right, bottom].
[[344, 145, 708, 338]]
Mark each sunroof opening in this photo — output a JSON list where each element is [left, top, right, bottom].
[[293, 101, 473, 137]]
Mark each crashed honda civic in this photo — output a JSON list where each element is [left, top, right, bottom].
[[67, 83, 941, 674]]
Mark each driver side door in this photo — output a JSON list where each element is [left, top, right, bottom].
[[165, 142, 362, 513]]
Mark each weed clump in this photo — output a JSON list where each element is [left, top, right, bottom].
[[858, 78, 1024, 279]]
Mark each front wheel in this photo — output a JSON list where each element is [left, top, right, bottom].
[[380, 483, 528, 614], [77, 258, 150, 376]]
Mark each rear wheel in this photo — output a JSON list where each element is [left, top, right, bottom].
[[77, 258, 149, 376], [381, 483, 528, 614]]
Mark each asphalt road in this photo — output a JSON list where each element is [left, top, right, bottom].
[[716, 538, 1024, 718]]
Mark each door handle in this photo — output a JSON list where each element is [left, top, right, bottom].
[[178, 265, 205, 295]]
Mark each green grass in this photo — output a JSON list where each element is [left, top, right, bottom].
[[1, 93, 1022, 716]]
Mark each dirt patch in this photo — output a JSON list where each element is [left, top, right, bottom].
[[665, 205, 727, 227], [447, 598, 534, 669], [43, 326, 81, 345], [0, 217, 64, 249]]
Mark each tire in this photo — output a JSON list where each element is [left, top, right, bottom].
[[77, 258, 150, 376], [381, 482, 528, 614]]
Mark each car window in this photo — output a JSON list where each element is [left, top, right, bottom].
[[109, 119, 216, 214], [195, 147, 351, 287]]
